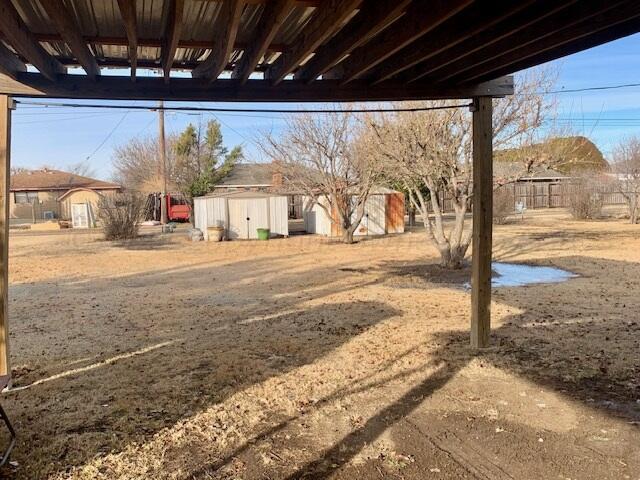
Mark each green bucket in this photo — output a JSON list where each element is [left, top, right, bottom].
[[257, 228, 270, 240]]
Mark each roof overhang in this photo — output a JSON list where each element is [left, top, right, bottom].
[[0, 1, 638, 103], [0, 73, 513, 102]]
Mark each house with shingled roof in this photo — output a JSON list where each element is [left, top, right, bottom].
[[10, 168, 121, 224]]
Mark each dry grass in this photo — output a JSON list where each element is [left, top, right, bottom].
[[2, 211, 640, 479]]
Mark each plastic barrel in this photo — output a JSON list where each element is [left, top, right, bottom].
[[257, 228, 270, 240]]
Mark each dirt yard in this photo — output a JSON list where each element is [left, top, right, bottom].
[[1, 211, 639, 479]]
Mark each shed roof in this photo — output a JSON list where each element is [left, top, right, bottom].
[[10, 168, 121, 191], [56, 186, 107, 200], [1, 1, 638, 102], [197, 190, 287, 200]]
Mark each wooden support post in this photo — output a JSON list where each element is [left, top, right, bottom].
[[471, 96, 493, 348], [0, 96, 11, 376]]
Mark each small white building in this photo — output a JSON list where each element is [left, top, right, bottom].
[[194, 191, 289, 240], [303, 188, 405, 237]]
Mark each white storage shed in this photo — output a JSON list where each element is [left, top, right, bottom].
[[303, 188, 405, 237], [194, 191, 289, 240]]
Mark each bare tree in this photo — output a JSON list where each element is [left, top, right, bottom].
[[612, 136, 640, 224], [261, 111, 384, 244], [368, 69, 557, 268], [10, 166, 30, 175], [66, 160, 97, 178], [112, 135, 178, 192], [97, 192, 144, 240]]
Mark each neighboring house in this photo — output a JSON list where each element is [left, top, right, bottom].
[[212, 163, 280, 193], [10, 168, 121, 224], [213, 163, 301, 218]]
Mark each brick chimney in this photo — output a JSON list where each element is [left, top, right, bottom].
[[272, 172, 283, 188]]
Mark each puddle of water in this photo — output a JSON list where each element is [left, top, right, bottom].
[[463, 262, 577, 289], [492, 262, 577, 287]]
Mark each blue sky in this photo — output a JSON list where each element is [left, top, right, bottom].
[[10, 32, 640, 180]]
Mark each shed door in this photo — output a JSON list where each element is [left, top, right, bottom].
[[366, 195, 386, 235], [247, 199, 269, 239], [71, 203, 89, 228], [354, 195, 385, 236], [227, 199, 249, 239]]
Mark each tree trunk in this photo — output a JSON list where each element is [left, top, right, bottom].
[[409, 207, 416, 226], [342, 227, 355, 244], [630, 195, 639, 224], [438, 243, 469, 269]]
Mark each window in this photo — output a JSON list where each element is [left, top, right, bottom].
[[14, 191, 38, 204]]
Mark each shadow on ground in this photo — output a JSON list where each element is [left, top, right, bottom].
[[3, 240, 640, 478]]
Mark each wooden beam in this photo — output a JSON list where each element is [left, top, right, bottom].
[[116, 0, 138, 81], [193, 0, 244, 81], [402, 0, 578, 83], [232, 0, 293, 84], [0, 72, 514, 102], [369, 0, 535, 85], [7, 33, 288, 53], [471, 96, 492, 349], [294, 0, 412, 83], [470, 16, 640, 84], [203, 0, 318, 5], [0, 1, 64, 81], [40, 0, 100, 79], [266, 0, 362, 85], [161, 0, 185, 83], [0, 43, 26, 80], [57, 57, 255, 72], [0, 95, 11, 375], [441, 0, 631, 83], [329, 0, 473, 84]]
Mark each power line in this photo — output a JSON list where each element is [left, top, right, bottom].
[[84, 111, 129, 161], [14, 100, 473, 114], [537, 82, 640, 95]]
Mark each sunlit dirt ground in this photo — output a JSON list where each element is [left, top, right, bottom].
[[2, 210, 639, 479]]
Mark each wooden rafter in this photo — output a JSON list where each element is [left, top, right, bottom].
[[401, 0, 578, 83], [40, 0, 100, 79], [161, 0, 185, 83], [441, 0, 630, 83], [0, 73, 514, 102], [116, 0, 138, 81], [294, 0, 412, 83], [232, 0, 294, 84], [204, 0, 319, 5], [7, 33, 288, 53], [56, 57, 259, 72], [0, 43, 26, 80], [328, 0, 473, 85], [0, 1, 64, 81], [193, 0, 245, 81], [266, 0, 362, 85], [470, 16, 640, 84], [369, 0, 536, 85]]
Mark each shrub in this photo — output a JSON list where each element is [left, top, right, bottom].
[[97, 192, 144, 240], [493, 186, 515, 225], [565, 179, 603, 220]]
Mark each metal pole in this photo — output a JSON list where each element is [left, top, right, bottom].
[[158, 100, 168, 225]]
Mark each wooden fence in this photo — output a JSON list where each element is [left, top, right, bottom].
[[433, 180, 627, 213], [510, 181, 626, 209]]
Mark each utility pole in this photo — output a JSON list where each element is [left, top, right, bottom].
[[158, 100, 168, 225]]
